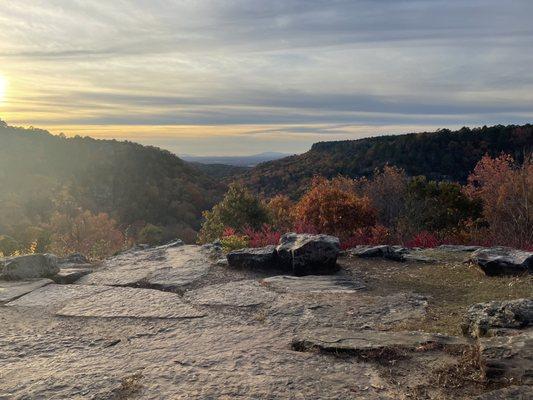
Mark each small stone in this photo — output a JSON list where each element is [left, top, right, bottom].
[[52, 268, 92, 284]]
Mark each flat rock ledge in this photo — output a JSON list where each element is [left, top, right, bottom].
[[292, 328, 469, 359], [184, 280, 278, 307], [0, 279, 53, 303], [77, 244, 212, 291], [261, 275, 365, 293], [8, 284, 206, 319]]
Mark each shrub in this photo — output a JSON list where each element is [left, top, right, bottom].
[[198, 183, 270, 243], [293, 176, 376, 238], [219, 228, 249, 252], [138, 224, 165, 246], [242, 225, 282, 247], [406, 231, 441, 248], [340, 225, 390, 249]]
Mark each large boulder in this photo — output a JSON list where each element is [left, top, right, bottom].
[[0, 254, 60, 280], [470, 247, 533, 276], [462, 298, 532, 339], [227, 246, 277, 270], [277, 233, 340, 276]]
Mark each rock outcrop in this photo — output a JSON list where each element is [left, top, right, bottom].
[[226, 246, 277, 270], [0, 254, 60, 280], [277, 233, 340, 275], [462, 298, 532, 339], [346, 245, 407, 261], [470, 247, 533, 276], [227, 233, 340, 276]]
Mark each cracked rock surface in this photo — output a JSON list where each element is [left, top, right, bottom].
[[1, 244, 531, 399]]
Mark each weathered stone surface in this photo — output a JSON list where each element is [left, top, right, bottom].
[[462, 298, 533, 339], [227, 246, 277, 270], [78, 245, 212, 291], [277, 233, 340, 276], [478, 329, 533, 385], [1, 254, 60, 280], [184, 280, 277, 307], [52, 267, 93, 284], [261, 275, 365, 293], [7, 284, 110, 309], [0, 279, 53, 303], [58, 253, 89, 265], [57, 286, 206, 319], [472, 385, 533, 399], [470, 247, 533, 276], [293, 328, 468, 358], [347, 245, 407, 261], [437, 245, 482, 252]]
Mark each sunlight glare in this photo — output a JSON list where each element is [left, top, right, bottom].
[[0, 76, 6, 104]]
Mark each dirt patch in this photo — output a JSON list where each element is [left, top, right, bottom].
[[339, 256, 532, 336]]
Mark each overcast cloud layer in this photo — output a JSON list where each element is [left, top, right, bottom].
[[0, 0, 532, 155]]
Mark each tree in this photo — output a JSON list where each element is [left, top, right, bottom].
[[466, 154, 533, 248], [399, 177, 482, 238], [360, 166, 408, 229], [48, 210, 125, 259], [266, 195, 295, 232], [293, 176, 376, 238], [198, 183, 270, 243]]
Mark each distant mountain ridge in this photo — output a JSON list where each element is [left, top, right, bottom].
[[181, 151, 290, 167], [0, 121, 224, 237], [237, 124, 533, 198]]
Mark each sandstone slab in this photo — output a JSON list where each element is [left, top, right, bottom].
[[184, 280, 277, 307], [78, 245, 211, 291], [293, 328, 468, 358], [0, 279, 53, 303], [52, 267, 93, 284], [7, 284, 110, 308], [57, 286, 206, 319], [261, 275, 365, 293]]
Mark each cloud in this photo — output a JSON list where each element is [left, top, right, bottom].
[[0, 0, 532, 154]]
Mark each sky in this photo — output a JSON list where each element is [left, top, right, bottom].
[[0, 1, 532, 156]]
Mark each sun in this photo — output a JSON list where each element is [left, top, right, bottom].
[[0, 76, 7, 103]]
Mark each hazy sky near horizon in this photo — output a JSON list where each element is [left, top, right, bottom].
[[1, 1, 532, 155]]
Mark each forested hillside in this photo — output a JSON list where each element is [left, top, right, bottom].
[[0, 121, 223, 255], [238, 125, 533, 198]]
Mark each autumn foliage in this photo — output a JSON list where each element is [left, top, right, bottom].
[[200, 153, 533, 251], [293, 176, 376, 238]]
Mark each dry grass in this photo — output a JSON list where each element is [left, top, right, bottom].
[[341, 256, 532, 336]]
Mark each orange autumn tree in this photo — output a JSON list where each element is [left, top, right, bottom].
[[293, 176, 376, 238], [266, 194, 295, 232], [466, 154, 533, 248]]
